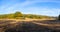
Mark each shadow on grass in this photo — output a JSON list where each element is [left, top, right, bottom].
[[34, 20, 60, 24], [0, 20, 60, 32], [5, 21, 60, 32]]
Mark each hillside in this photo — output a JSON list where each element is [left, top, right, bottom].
[[0, 11, 56, 20]]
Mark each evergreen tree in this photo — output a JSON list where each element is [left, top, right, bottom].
[[58, 14, 60, 20]]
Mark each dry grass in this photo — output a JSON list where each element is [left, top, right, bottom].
[[0, 19, 60, 32]]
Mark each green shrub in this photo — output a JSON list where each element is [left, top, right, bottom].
[[58, 15, 60, 20]]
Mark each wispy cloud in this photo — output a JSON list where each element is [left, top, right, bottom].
[[0, 0, 60, 16], [23, 7, 59, 16]]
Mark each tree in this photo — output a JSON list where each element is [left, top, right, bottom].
[[58, 14, 60, 20], [14, 11, 23, 18]]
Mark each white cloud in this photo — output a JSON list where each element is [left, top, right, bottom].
[[18, 0, 60, 7], [23, 7, 59, 16], [0, 0, 60, 16], [26, 0, 60, 3]]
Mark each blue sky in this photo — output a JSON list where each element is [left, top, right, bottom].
[[0, 0, 59, 16]]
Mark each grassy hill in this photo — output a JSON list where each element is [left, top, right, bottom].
[[0, 11, 56, 19]]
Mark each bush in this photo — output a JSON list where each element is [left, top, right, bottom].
[[14, 11, 23, 18], [58, 15, 60, 20]]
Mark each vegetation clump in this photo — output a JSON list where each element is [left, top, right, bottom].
[[58, 15, 60, 20]]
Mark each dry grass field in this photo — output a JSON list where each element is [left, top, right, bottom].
[[0, 19, 60, 32]]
